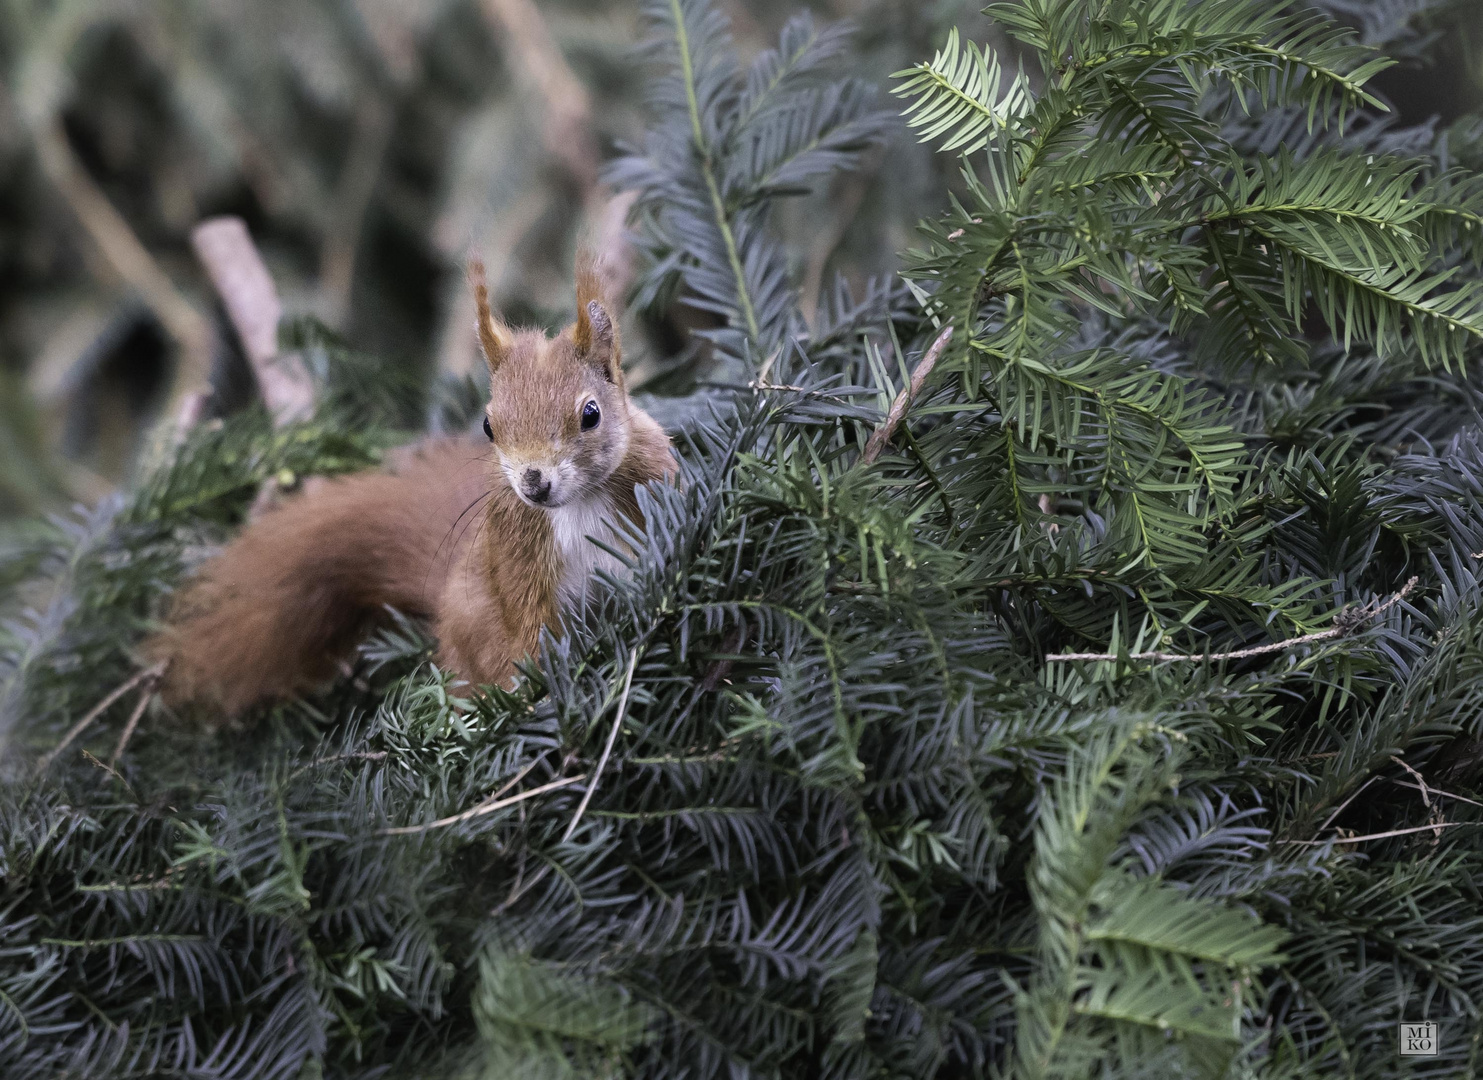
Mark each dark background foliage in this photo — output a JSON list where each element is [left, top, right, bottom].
[[0, 0, 1479, 519]]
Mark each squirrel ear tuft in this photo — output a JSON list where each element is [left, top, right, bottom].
[[574, 256, 621, 381], [469, 258, 512, 374]]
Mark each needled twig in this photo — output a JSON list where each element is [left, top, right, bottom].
[[191, 217, 314, 426], [562, 647, 640, 843], [1046, 577, 1418, 664], [861, 324, 955, 466], [34, 662, 167, 776]]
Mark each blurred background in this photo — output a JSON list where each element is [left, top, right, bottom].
[[0, 0, 1479, 525]]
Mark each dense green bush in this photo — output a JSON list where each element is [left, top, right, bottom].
[[6, 0, 1483, 1077]]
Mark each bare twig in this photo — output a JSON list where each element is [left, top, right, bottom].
[[861, 324, 955, 466], [34, 663, 167, 776], [1394, 780, 1483, 809], [1279, 822, 1469, 846], [319, 98, 396, 327], [81, 749, 134, 796], [107, 682, 155, 767], [562, 647, 640, 843], [475, 0, 637, 298], [479, 0, 599, 195], [1391, 755, 1445, 842], [33, 119, 214, 427], [798, 156, 880, 330], [191, 217, 314, 426], [1316, 775, 1379, 836], [380, 774, 585, 836], [1390, 755, 1432, 809], [1046, 578, 1419, 664]]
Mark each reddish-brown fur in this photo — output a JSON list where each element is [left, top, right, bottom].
[[151, 259, 675, 714]]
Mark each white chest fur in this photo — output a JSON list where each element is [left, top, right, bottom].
[[548, 495, 627, 610]]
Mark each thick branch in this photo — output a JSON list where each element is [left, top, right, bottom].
[[191, 217, 314, 426]]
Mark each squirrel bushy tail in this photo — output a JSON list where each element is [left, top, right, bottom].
[[150, 440, 490, 714]]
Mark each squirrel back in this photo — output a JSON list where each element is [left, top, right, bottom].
[[151, 260, 675, 714]]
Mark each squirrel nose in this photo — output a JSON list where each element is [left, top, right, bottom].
[[521, 468, 552, 504]]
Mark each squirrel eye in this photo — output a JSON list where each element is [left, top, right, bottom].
[[581, 400, 601, 431], [482, 416, 493, 441]]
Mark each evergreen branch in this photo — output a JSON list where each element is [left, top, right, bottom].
[[891, 29, 1027, 156], [669, 0, 762, 344]]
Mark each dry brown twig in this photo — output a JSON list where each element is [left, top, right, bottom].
[[1279, 822, 1470, 847], [861, 324, 955, 466], [1046, 577, 1419, 664], [1393, 779, 1483, 809], [380, 772, 584, 837], [191, 217, 315, 427], [108, 682, 156, 768], [1390, 755, 1447, 842], [34, 662, 167, 776], [562, 647, 640, 843]]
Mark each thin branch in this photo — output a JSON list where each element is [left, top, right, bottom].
[[1394, 780, 1483, 809], [34, 663, 167, 776], [862, 323, 955, 465], [1046, 577, 1418, 664], [33, 119, 214, 428], [562, 647, 640, 843], [107, 682, 155, 767], [1316, 775, 1379, 835], [81, 749, 134, 796], [1390, 755, 1432, 809], [461, 0, 636, 368], [192, 217, 314, 426], [479, 0, 599, 195], [799, 154, 880, 330], [1279, 822, 1471, 846], [380, 774, 585, 836], [319, 98, 396, 328]]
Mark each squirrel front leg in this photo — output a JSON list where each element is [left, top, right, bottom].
[[433, 500, 560, 687]]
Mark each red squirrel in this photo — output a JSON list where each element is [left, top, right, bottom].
[[151, 259, 676, 714]]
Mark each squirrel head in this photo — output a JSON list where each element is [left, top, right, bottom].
[[470, 256, 631, 509]]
